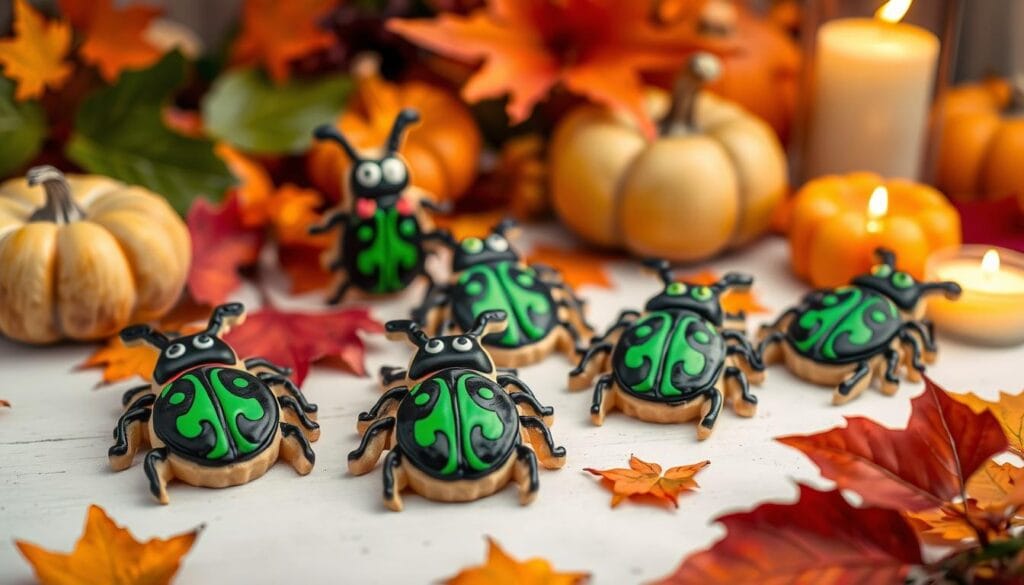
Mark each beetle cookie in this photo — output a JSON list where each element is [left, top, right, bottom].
[[757, 248, 961, 405], [308, 107, 450, 304], [349, 310, 566, 511], [570, 260, 764, 439], [410, 219, 592, 368], [109, 303, 319, 504]]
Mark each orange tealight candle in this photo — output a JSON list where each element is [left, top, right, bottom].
[[788, 172, 961, 287]]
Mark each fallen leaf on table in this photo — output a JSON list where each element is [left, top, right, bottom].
[[954, 389, 1024, 459], [443, 537, 590, 585], [525, 245, 616, 290], [80, 336, 157, 386], [16, 504, 200, 585], [681, 270, 770, 315], [186, 193, 265, 306], [389, 0, 733, 136], [585, 455, 709, 508], [279, 244, 333, 294], [954, 196, 1024, 254], [231, 0, 338, 84], [60, 0, 164, 82], [224, 305, 383, 386], [777, 377, 1008, 512], [0, 399, 9, 408], [0, 0, 72, 101], [434, 211, 507, 241], [655, 484, 923, 584]]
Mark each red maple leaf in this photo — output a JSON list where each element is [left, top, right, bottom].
[[778, 377, 1008, 512], [224, 305, 384, 386], [656, 484, 923, 584], [186, 193, 264, 306]]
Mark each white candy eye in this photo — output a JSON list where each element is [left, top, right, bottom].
[[425, 339, 444, 354], [165, 343, 186, 359], [452, 337, 472, 352], [486, 234, 509, 252], [381, 158, 406, 184], [355, 162, 381, 188], [192, 335, 214, 349]]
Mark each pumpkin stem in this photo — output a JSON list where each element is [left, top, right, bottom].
[[661, 52, 721, 136], [27, 166, 84, 224]]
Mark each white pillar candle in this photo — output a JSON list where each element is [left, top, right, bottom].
[[804, 6, 939, 180]]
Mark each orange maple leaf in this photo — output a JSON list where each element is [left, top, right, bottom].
[[434, 211, 508, 241], [682, 269, 770, 315], [586, 455, 709, 508], [79, 336, 157, 386], [60, 0, 164, 82], [266, 184, 329, 247], [954, 390, 1024, 459], [231, 0, 338, 84], [444, 537, 590, 585], [389, 0, 729, 135], [0, 399, 9, 408], [0, 0, 72, 101], [525, 245, 617, 290], [16, 505, 201, 585]]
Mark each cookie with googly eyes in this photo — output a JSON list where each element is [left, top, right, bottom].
[[351, 311, 565, 511], [410, 218, 593, 368], [308, 108, 453, 305], [108, 303, 319, 504]]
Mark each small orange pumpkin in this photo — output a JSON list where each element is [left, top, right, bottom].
[[549, 53, 788, 262], [307, 58, 482, 204], [0, 167, 190, 344], [935, 77, 1024, 207]]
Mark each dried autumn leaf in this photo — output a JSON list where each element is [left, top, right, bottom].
[[655, 484, 924, 584], [224, 305, 384, 386], [231, 0, 338, 84], [0, 0, 72, 101], [682, 269, 770, 315], [0, 399, 9, 408], [525, 245, 616, 290], [389, 0, 730, 135], [16, 504, 200, 585], [777, 377, 1009, 512], [215, 143, 274, 228], [585, 455, 709, 508], [278, 244, 333, 294], [443, 537, 590, 585], [186, 193, 265, 306], [954, 389, 1024, 458], [265, 184, 329, 247], [60, 0, 164, 82], [80, 336, 157, 386], [434, 211, 507, 241]]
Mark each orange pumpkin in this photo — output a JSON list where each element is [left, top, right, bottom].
[[788, 172, 961, 288], [549, 53, 787, 262], [307, 59, 482, 204], [935, 77, 1024, 208]]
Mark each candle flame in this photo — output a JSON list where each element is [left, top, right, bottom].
[[982, 249, 1001, 275], [875, 0, 912, 23], [866, 186, 888, 233]]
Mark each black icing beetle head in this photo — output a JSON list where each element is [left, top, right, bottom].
[[121, 303, 245, 385], [387, 311, 507, 379], [642, 259, 752, 326], [853, 248, 962, 311], [312, 108, 419, 206], [450, 219, 519, 272]]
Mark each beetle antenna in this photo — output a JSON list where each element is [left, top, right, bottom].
[[642, 258, 674, 285], [921, 280, 962, 300], [207, 302, 245, 335], [874, 247, 897, 268], [469, 310, 508, 337], [386, 319, 430, 347], [712, 272, 754, 293], [493, 217, 518, 236], [313, 124, 361, 162], [120, 324, 170, 349], [386, 108, 420, 154]]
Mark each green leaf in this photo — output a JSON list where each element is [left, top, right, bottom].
[[0, 77, 46, 178], [202, 68, 352, 155], [66, 52, 234, 214]]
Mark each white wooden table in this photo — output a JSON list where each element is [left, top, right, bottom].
[[1, 231, 1019, 584]]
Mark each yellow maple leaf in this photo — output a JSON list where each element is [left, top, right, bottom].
[[79, 336, 157, 386], [585, 455, 710, 508], [0, 0, 72, 100], [444, 537, 590, 585], [16, 505, 201, 585], [954, 390, 1024, 458]]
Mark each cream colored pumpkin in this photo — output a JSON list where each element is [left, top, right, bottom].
[[549, 53, 788, 261], [0, 167, 190, 343]]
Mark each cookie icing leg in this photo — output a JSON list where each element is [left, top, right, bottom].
[[326, 278, 352, 306], [258, 373, 318, 415], [514, 444, 540, 505], [144, 448, 173, 505], [244, 357, 292, 376], [881, 348, 901, 396], [899, 329, 926, 380], [697, 389, 723, 441], [520, 416, 566, 469], [590, 374, 616, 425], [120, 384, 152, 407], [569, 342, 611, 392], [833, 361, 871, 405], [278, 396, 321, 441], [109, 403, 152, 470], [382, 448, 407, 512], [357, 386, 408, 431], [280, 423, 315, 475], [348, 417, 395, 475], [724, 366, 756, 417]]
